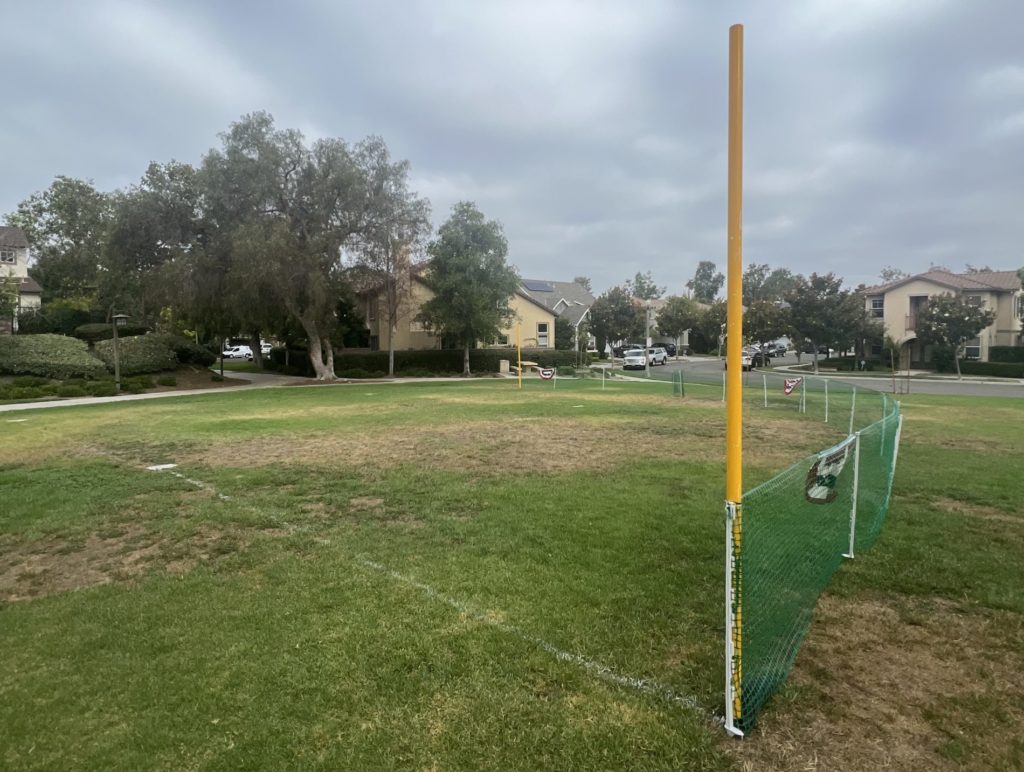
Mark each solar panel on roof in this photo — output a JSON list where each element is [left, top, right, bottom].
[[522, 280, 554, 292]]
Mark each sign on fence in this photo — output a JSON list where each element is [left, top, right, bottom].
[[783, 377, 802, 395]]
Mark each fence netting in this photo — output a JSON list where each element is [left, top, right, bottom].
[[620, 360, 903, 733]]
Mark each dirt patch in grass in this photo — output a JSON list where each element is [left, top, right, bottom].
[[931, 497, 1022, 526], [186, 414, 837, 476], [728, 594, 1024, 771], [0, 524, 253, 602]]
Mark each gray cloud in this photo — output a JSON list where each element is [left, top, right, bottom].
[[2, 0, 1022, 294]]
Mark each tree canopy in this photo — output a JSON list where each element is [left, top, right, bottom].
[[686, 260, 724, 303], [416, 202, 520, 375], [916, 294, 996, 378], [589, 286, 643, 355], [625, 270, 665, 301]]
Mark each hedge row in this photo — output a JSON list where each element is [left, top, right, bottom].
[[94, 335, 179, 375], [0, 335, 109, 379], [73, 322, 150, 343], [989, 346, 1024, 364], [958, 361, 1024, 378], [269, 347, 582, 377], [335, 348, 582, 375]]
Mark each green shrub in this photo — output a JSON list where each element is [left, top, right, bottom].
[[73, 322, 149, 343], [152, 334, 217, 366], [0, 335, 109, 380], [87, 381, 117, 397], [94, 335, 178, 375], [557, 366, 576, 376], [12, 375, 50, 387], [124, 375, 155, 390], [333, 348, 579, 376], [337, 368, 386, 379], [989, 346, 1024, 364], [156, 375, 177, 387], [958, 361, 1024, 378], [10, 386, 45, 400], [56, 385, 88, 398], [211, 374, 224, 382]]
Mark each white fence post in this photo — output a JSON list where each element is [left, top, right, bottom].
[[843, 432, 861, 559], [800, 376, 807, 414], [824, 379, 829, 423], [722, 370, 726, 403], [762, 373, 767, 408]]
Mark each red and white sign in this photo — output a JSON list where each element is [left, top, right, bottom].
[[783, 377, 803, 395], [538, 368, 555, 380]]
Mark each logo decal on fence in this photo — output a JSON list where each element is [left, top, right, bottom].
[[804, 442, 851, 504], [783, 377, 802, 395], [538, 368, 555, 380]]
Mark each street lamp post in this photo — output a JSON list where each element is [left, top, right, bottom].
[[112, 313, 129, 392]]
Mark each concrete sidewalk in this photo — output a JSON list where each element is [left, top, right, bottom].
[[0, 371, 303, 413]]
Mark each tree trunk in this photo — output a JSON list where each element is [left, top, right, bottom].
[[812, 346, 819, 374], [249, 332, 263, 369], [388, 324, 396, 377], [463, 343, 471, 376], [954, 350, 962, 380], [324, 338, 335, 378], [303, 328, 336, 381]]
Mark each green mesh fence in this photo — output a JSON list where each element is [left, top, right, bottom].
[[726, 388, 902, 734]]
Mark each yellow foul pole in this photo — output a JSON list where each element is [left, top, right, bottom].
[[724, 23, 745, 737]]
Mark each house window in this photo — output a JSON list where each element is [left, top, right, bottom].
[[537, 322, 549, 347], [965, 295, 983, 307], [409, 320, 427, 333], [963, 337, 981, 360], [0, 248, 15, 264], [496, 333, 510, 346], [869, 297, 884, 318]]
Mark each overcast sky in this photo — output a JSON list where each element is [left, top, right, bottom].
[[2, 1, 1022, 293]]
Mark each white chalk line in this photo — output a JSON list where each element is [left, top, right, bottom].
[[356, 556, 708, 717], [143, 467, 712, 719]]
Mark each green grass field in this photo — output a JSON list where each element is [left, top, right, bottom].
[[1, 379, 1021, 770]]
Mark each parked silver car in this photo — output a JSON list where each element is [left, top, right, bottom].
[[646, 347, 668, 366]]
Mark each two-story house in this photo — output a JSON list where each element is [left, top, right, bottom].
[[0, 226, 42, 333], [862, 269, 1022, 366], [361, 269, 559, 352]]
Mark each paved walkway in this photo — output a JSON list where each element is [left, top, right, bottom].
[[0, 371, 303, 413]]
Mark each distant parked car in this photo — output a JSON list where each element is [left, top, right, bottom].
[[724, 352, 755, 371], [622, 348, 648, 370], [646, 347, 668, 366], [772, 343, 788, 356], [613, 343, 644, 358], [658, 342, 677, 357], [222, 345, 253, 360]]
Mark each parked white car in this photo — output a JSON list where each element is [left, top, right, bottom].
[[646, 346, 668, 366], [222, 345, 253, 360], [622, 348, 648, 370]]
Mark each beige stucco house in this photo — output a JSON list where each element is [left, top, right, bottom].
[[862, 269, 1022, 365], [0, 226, 42, 333], [362, 272, 558, 352]]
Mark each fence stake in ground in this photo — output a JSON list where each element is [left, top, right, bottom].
[[843, 431, 862, 559], [824, 379, 829, 423], [722, 370, 726, 403], [849, 386, 857, 435], [762, 373, 767, 407], [800, 375, 807, 414]]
